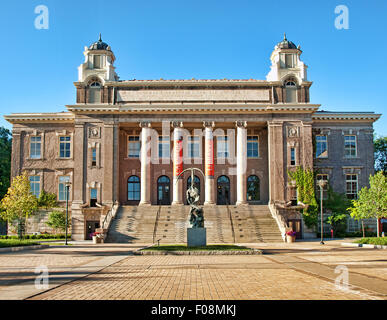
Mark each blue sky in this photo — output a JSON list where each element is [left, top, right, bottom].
[[0, 0, 386, 135]]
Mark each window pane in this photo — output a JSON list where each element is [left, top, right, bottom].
[[29, 176, 40, 198], [316, 135, 328, 158]]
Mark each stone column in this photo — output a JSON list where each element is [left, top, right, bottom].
[[103, 121, 118, 206], [71, 122, 86, 240], [267, 121, 285, 204], [172, 121, 184, 205], [236, 121, 247, 205], [203, 121, 215, 205], [10, 131, 22, 179], [139, 122, 152, 205]]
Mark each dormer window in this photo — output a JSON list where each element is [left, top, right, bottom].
[[88, 81, 101, 103], [285, 80, 297, 103]]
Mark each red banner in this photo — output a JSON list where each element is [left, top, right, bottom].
[[174, 137, 183, 177], [205, 138, 214, 176]]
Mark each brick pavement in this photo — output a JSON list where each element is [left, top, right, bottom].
[[0, 241, 385, 300]]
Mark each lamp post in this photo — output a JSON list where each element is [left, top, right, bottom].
[[318, 180, 327, 245], [65, 181, 71, 246]]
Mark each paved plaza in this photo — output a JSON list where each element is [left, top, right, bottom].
[[0, 240, 386, 300]]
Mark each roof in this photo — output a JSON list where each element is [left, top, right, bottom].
[[88, 34, 110, 51]]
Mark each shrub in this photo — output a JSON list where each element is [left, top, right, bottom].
[[355, 237, 387, 246]]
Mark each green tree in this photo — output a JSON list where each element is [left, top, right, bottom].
[[0, 127, 12, 200], [45, 210, 70, 233], [0, 172, 38, 239], [374, 135, 387, 174], [38, 190, 57, 209], [324, 187, 352, 237], [348, 171, 387, 237]]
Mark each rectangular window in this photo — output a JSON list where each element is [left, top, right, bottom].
[[188, 136, 200, 158], [58, 176, 70, 201], [59, 136, 71, 158], [29, 176, 40, 198], [316, 135, 328, 158], [290, 148, 296, 166], [346, 174, 358, 199], [93, 55, 101, 68], [158, 136, 170, 159], [247, 136, 259, 158], [344, 135, 357, 158], [316, 174, 329, 200], [91, 148, 97, 167], [90, 188, 98, 207], [285, 54, 295, 68], [30, 136, 42, 159], [128, 136, 140, 158], [217, 136, 229, 158]]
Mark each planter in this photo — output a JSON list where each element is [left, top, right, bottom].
[[286, 235, 296, 243]]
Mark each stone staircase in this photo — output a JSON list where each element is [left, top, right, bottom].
[[230, 205, 284, 243], [105, 205, 159, 243], [105, 204, 283, 244]]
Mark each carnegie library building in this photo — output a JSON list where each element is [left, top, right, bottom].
[[4, 35, 381, 242]]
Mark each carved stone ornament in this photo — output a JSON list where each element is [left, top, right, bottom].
[[288, 127, 299, 138], [89, 127, 101, 139]]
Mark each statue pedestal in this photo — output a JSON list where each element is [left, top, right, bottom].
[[187, 228, 207, 247]]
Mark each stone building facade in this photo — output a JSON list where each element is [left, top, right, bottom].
[[5, 35, 381, 240]]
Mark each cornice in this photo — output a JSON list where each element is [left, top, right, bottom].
[[4, 113, 75, 124], [65, 103, 321, 114], [312, 112, 381, 122]]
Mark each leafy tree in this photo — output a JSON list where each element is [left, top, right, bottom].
[[45, 210, 70, 233], [323, 187, 352, 237], [374, 135, 387, 174], [348, 171, 387, 237], [0, 172, 38, 239], [0, 127, 12, 200], [38, 190, 57, 209]]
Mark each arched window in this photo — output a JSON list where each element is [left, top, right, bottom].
[[157, 176, 171, 205], [285, 79, 297, 103], [247, 175, 260, 201], [127, 176, 140, 201], [187, 176, 200, 193], [89, 81, 101, 103], [217, 175, 230, 205]]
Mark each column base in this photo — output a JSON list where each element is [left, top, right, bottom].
[[139, 201, 152, 206], [204, 201, 215, 206], [172, 201, 184, 206], [236, 201, 248, 206]]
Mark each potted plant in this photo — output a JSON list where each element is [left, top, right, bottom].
[[286, 230, 297, 243], [92, 232, 101, 244]]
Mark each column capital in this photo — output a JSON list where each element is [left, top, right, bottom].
[[171, 121, 184, 128], [203, 121, 215, 128], [139, 121, 152, 128], [235, 120, 247, 128]]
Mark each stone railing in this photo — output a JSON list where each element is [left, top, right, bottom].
[[268, 203, 289, 242], [96, 203, 120, 243]]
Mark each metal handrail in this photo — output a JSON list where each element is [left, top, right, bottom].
[[225, 200, 236, 243], [152, 205, 161, 244]]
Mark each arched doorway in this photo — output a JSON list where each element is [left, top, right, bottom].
[[187, 175, 201, 204], [217, 175, 230, 205], [157, 176, 171, 205], [127, 176, 140, 203], [247, 175, 260, 202]]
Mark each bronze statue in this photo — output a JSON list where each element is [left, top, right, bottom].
[[176, 168, 205, 229]]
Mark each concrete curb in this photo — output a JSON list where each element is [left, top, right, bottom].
[[341, 242, 387, 250], [134, 249, 263, 255], [0, 245, 49, 253]]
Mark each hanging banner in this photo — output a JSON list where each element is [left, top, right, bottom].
[[174, 134, 183, 177], [205, 129, 214, 177]]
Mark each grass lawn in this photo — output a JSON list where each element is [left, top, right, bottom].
[[141, 244, 252, 251], [355, 237, 387, 246], [0, 239, 41, 248]]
